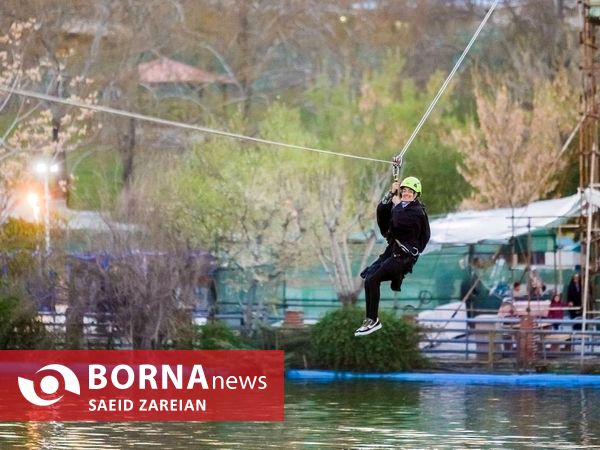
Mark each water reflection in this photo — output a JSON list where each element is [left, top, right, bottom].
[[1, 381, 600, 449]]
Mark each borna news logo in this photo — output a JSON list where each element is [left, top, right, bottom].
[[1, 350, 284, 421], [18, 364, 81, 406]]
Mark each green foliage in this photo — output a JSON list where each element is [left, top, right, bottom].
[[251, 326, 312, 369], [302, 60, 467, 215], [311, 307, 427, 372], [192, 321, 251, 350], [150, 57, 470, 306], [402, 138, 471, 213], [0, 218, 42, 277], [394, 71, 470, 214], [0, 217, 42, 250], [0, 296, 49, 349], [580, 364, 600, 375], [146, 112, 248, 249], [67, 147, 122, 210]]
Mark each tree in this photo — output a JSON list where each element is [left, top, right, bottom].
[[0, 295, 49, 349], [145, 54, 466, 307], [62, 202, 214, 349], [138, 105, 311, 335], [66, 249, 210, 349], [98, 1, 189, 189], [0, 1, 191, 192], [452, 68, 578, 209], [308, 163, 386, 306], [176, 0, 402, 118], [0, 18, 98, 212], [299, 57, 466, 304]]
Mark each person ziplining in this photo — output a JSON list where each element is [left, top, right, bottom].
[[353, 0, 500, 335], [355, 175, 430, 336]]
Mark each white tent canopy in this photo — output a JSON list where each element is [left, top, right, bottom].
[[428, 189, 600, 246]]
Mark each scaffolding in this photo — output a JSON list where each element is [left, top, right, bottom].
[[580, 1, 600, 295]]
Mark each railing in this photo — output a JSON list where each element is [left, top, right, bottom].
[[39, 303, 600, 365], [39, 311, 130, 349], [419, 315, 600, 366], [214, 294, 447, 325]]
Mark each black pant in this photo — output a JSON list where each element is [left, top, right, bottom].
[[364, 254, 413, 320]]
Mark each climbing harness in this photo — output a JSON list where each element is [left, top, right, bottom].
[[394, 239, 419, 258]]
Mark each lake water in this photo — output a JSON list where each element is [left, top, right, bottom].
[[1, 380, 600, 449]]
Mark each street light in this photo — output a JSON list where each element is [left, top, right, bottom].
[[27, 192, 40, 223], [34, 161, 59, 254]]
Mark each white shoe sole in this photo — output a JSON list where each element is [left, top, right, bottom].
[[354, 322, 382, 336]]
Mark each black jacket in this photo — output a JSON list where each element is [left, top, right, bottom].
[[567, 280, 582, 308], [376, 199, 430, 254], [360, 198, 431, 292]]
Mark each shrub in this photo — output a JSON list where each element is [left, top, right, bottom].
[[0, 218, 42, 250], [193, 321, 251, 350], [0, 296, 50, 349], [311, 306, 427, 372], [580, 364, 600, 375], [252, 325, 312, 369], [0, 218, 43, 278]]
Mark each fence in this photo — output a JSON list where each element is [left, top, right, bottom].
[[419, 314, 600, 367], [214, 293, 449, 327], [38, 302, 600, 368], [39, 309, 129, 349]]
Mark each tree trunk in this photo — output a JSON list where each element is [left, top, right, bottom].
[[339, 292, 359, 306], [118, 117, 136, 188], [65, 305, 84, 349], [51, 116, 71, 205], [237, 1, 253, 119], [243, 278, 258, 337]]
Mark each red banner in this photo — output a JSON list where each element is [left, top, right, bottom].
[[0, 350, 284, 421]]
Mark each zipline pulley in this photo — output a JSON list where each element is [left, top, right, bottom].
[[392, 154, 403, 181]]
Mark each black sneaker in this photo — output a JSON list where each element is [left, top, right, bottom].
[[354, 318, 382, 336]]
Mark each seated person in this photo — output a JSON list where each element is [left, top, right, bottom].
[[528, 266, 545, 299], [498, 297, 516, 318], [512, 281, 525, 300], [497, 297, 516, 353], [547, 292, 564, 330]]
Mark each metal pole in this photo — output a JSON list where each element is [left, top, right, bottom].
[[43, 171, 50, 255], [526, 218, 532, 313], [581, 147, 595, 362], [557, 225, 564, 292], [553, 231, 558, 292], [511, 208, 516, 298]]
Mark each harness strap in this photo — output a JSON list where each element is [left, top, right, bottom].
[[394, 239, 419, 258]]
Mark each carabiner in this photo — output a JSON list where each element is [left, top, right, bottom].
[[392, 154, 403, 180]]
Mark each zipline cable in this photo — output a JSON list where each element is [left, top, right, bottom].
[[0, 85, 391, 165], [392, 0, 500, 176], [1, 1, 499, 171]]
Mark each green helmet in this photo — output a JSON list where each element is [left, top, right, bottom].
[[400, 176, 422, 195]]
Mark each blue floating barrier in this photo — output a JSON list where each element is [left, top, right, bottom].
[[286, 370, 600, 387]]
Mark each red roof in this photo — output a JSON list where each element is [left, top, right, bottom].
[[137, 57, 234, 85]]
